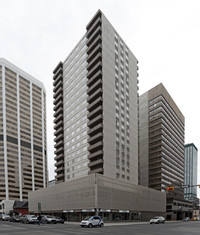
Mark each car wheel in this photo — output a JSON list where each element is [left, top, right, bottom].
[[88, 223, 92, 228], [100, 223, 104, 227], [81, 225, 84, 227]]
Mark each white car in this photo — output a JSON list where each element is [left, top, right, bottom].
[[80, 216, 104, 228], [150, 216, 165, 224]]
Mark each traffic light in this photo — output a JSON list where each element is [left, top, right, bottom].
[[166, 187, 175, 191]]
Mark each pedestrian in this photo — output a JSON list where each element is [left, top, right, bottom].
[[37, 214, 44, 225]]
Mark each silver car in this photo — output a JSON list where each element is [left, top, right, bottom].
[[0, 214, 10, 221], [21, 215, 38, 224], [150, 216, 165, 224], [80, 216, 104, 228]]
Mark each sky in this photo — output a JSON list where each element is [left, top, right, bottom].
[[1, 0, 200, 194]]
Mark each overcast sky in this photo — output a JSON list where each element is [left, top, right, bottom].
[[1, 0, 200, 194]]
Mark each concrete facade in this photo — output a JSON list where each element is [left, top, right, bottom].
[[139, 83, 185, 196], [53, 10, 139, 185], [29, 174, 166, 221]]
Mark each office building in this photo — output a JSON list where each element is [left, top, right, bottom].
[[53, 9, 139, 184], [0, 58, 47, 202], [138, 83, 194, 220], [139, 83, 185, 196], [184, 143, 198, 201]]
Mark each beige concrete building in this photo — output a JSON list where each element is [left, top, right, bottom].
[[0, 58, 47, 202], [29, 10, 166, 222], [53, 10, 139, 185], [29, 174, 166, 221], [139, 83, 191, 220], [139, 83, 185, 195]]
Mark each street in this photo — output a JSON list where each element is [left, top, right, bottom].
[[1, 220, 200, 235]]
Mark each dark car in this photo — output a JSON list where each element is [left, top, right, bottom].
[[21, 215, 38, 224], [55, 216, 64, 224], [10, 215, 21, 222]]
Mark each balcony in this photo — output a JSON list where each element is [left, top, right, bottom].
[[53, 106, 63, 117], [88, 132, 103, 145], [53, 100, 63, 112], [53, 93, 63, 106], [54, 152, 64, 162], [88, 141, 103, 152], [54, 132, 63, 143], [86, 10, 101, 30], [88, 150, 103, 160], [87, 45, 102, 64], [87, 72, 102, 93], [53, 79, 63, 93], [88, 167, 103, 175], [86, 14, 101, 38], [87, 26, 101, 47], [54, 119, 63, 130], [88, 114, 103, 129], [54, 139, 63, 149], [53, 87, 63, 99], [87, 34, 102, 55], [88, 96, 102, 112], [53, 73, 63, 87], [88, 159, 103, 168], [54, 126, 63, 136], [87, 61, 102, 79], [87, 87, 102, 104], [54, 113, 63, 125], [54, 146, 64, 155], [87, 123, 103, 136]]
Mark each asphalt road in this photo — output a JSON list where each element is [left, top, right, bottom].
[[1, 220, 200, 235]]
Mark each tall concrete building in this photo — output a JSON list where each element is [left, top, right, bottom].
[[29, 10, 166, 222], [53, 10, 139, 185], [0, 58, 47, 202], [139, 83, 185, 198], [184, 143, 198, 201]]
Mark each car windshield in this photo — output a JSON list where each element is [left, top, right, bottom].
[[84, 216, 91, 220], [28, 215, 36, 218]]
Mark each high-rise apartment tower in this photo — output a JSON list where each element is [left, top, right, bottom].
[[53, 10, 139, 184], [0, 58, 47, 201], [139, 83, 185, 198]]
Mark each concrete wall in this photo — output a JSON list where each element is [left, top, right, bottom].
[[96, 174, 166, 212], [139, 92, 149, 187], [101, 12, 139, 184], [29, 174, 96, 213], [29, 174, 166, 216]]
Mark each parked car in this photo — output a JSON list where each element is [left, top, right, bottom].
[[150, 216, 165, 224], [21, 215, 38, 224], [0, 214, 10, 221], [80, 216, 104, 228], [55, 216, 64, 224], [10, 215, 21, 222], [41, 215, 57, 224], [191, 217, 199, 221], [183, 217, 190, 222]]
